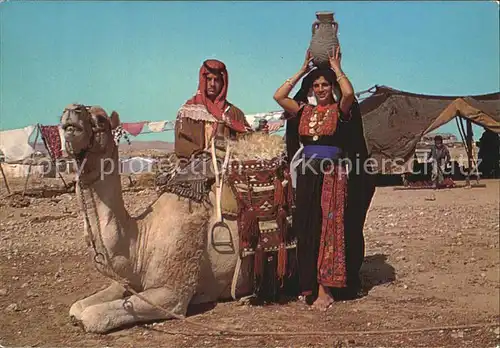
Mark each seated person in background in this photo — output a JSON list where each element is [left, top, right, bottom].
[[256, 118, 285, 134], [428, 135, 451, 188], [255, 119, 269, 134]]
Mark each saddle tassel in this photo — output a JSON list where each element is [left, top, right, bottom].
[[253, 244, 264, 278], [277, 243, 287, 284], [284, 171, 295, 207], [276, 207, 288, 242], [276, 207, 288, 283], [273, 177, 285, 207], [239, 207, 260, 249]]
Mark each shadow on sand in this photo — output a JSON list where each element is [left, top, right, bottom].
[[154, 253, 397, 322], [360, 253, 396, 292]]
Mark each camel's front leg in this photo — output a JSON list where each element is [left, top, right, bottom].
[[78, 286, 191, 334], [70, 281, 127, 323]]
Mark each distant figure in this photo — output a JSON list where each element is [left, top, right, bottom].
[[256, 118, 283, 134], [478, 129, 500, 178], [255, 119, 269, 134], [428, 135, 451, 188]]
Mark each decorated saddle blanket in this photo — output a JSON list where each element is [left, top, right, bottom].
[[225, 157, 296, 282]]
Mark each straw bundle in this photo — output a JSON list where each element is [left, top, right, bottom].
[[229, 133, 285, 161]]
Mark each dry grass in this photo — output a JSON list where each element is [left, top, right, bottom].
[[229, 133, 285, 161]]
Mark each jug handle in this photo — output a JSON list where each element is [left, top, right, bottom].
[[311, 20, 320, 35], [332, 21, 339, 34]]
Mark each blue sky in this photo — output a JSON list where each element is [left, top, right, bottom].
[[1, 1, 498, 142]]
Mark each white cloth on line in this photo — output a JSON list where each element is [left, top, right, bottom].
[[0, 125, 36, 162], [147, 121, 167, 132], [58, 125, 67, 155]]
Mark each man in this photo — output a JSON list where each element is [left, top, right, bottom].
[[174, 59, 252, 163], [156, 59, 251, 201], [428, 135, 451, 188]]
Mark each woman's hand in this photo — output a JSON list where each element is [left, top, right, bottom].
[[273, 49, 313, 115], [329, 46, 342, 73], [300, 49, 314, 75], [330, 44, 354, 114]]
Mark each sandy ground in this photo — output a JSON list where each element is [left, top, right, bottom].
[[0, 176, 498, 347]]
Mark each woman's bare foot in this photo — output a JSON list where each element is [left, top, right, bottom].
[[312, 296, 334, 311], [312, 285, 334, 311]]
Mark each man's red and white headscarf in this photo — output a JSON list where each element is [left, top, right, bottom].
[[177, 59, 248, 133]]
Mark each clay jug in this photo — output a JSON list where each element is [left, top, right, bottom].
[[309, 11, 339, 68]]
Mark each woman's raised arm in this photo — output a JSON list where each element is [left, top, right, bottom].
[[329, 46, 354, 115], [273, 50, 313, 115]]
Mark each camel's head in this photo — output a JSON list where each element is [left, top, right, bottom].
[[60, 104, 120, 183]]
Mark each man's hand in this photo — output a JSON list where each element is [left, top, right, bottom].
[[267, 120, 284, 133]]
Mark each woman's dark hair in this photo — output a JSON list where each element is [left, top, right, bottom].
[[307, 68, 342, 102], [307, 68, 337, 87]]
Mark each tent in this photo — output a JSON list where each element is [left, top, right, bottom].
[[357, 85, 500, 173]]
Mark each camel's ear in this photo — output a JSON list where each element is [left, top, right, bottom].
[[110, 111, 120, 130]]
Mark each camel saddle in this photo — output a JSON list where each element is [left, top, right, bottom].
[[224, 156, 296, 286], [155, 131, 230, 203], [155, 151, 216, 203], [156, 141, 297, 297]]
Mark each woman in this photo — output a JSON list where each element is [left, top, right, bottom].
[[273, 47, 355, 310]]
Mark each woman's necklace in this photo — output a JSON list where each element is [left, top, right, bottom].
[[308, 107, 331, 141]]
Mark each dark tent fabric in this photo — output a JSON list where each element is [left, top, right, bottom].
[[358, 85, 500, 173]]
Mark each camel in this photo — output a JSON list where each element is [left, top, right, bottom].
[[63, 104, 256, 334]]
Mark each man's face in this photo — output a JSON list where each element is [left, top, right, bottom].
[[205, 72, 223, 99], [435, 139, 443, 147]]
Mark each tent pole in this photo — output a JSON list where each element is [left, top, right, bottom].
[[466, 119, 473, 187], [22, 124, 40, 197], [456, 117, 469, 186], [0, 162, 11, 195]]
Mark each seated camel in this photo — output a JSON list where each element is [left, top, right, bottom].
[[62, 104, 277, 333]]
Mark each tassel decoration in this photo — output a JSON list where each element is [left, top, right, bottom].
[[284, 171, 295, 207], [276, 207, 288, 242], [277, 243, 287, 285], [239, 208, 260, 249], [273, 177, 285, 207], [254, 245, 264, 278]]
